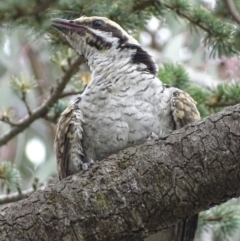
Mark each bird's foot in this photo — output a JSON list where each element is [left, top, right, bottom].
[[81, 158, 95, 171], [146, 132, 158, 141]]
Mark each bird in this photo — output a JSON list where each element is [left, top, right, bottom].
[[52, 16, 200, 241]]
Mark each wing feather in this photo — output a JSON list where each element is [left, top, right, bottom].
[[54, 97, 85, 180], [170, 89, 200, 129]]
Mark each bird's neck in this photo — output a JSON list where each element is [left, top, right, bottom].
[[87, 54, 148, 88], [87, 47, 156, 81], [80, 44, 160, 99], [80, 56, 162, 106]]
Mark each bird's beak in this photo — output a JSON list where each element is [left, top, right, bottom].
[[52, 18, 85, 33]]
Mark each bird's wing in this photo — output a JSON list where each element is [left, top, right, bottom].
[[170, 88, 200, 241], [54, 97, 85, 180], [170, 88, 200, 129]]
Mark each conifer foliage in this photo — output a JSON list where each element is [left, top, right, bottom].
[[0, 1, 240, 240]]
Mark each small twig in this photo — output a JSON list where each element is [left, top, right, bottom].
[[44, 114, 58, 124], [133, 0, 236, 49], [223, 0, 240, 26], [200, 216, 224, 222], [61, 89, 84, 98], [132, 0, 156, 12], [21, 92, 32, 115], [43, 89, 85, 123], [0, 187, 44, 206], [133, 1, 211, 33], [0, 117, 22, 127], [206, 101, 239, 108], [0, 56, 84, 146]]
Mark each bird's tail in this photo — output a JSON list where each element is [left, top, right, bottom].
[[174, 214, 199, 241]]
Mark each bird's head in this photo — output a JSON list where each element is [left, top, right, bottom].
[[52, 16, 157, 75]]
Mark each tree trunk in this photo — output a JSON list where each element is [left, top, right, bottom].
[[1, 104, 240, 241]]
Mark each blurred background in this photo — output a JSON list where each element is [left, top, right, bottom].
[[1, 0, 240, 240]]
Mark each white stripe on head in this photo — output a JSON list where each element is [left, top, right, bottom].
[[74, 16, 139, 45]]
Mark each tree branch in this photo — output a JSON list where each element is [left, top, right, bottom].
[[132, 0, 156, 12], [0, 56, 84, 146], [0, 0, 58, 22], [223, 0, 240, 26], [133, 0, 237, 55], [132, 0, 214, 33], [21, 91, 32, 115], [0, 188, 39, 205], [1, 103, 240, 241], [61, 89, 84, 98]]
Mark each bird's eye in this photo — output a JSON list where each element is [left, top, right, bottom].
[[92, 19, 105, 28]]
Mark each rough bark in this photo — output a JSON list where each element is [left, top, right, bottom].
[[0, 104, 240, 241]]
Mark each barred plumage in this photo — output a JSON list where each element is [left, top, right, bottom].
[[53, 16, 200, 241]]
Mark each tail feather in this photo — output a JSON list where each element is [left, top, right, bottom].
[[174, 214, 199, 241], [145, 214, 198, 241]]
